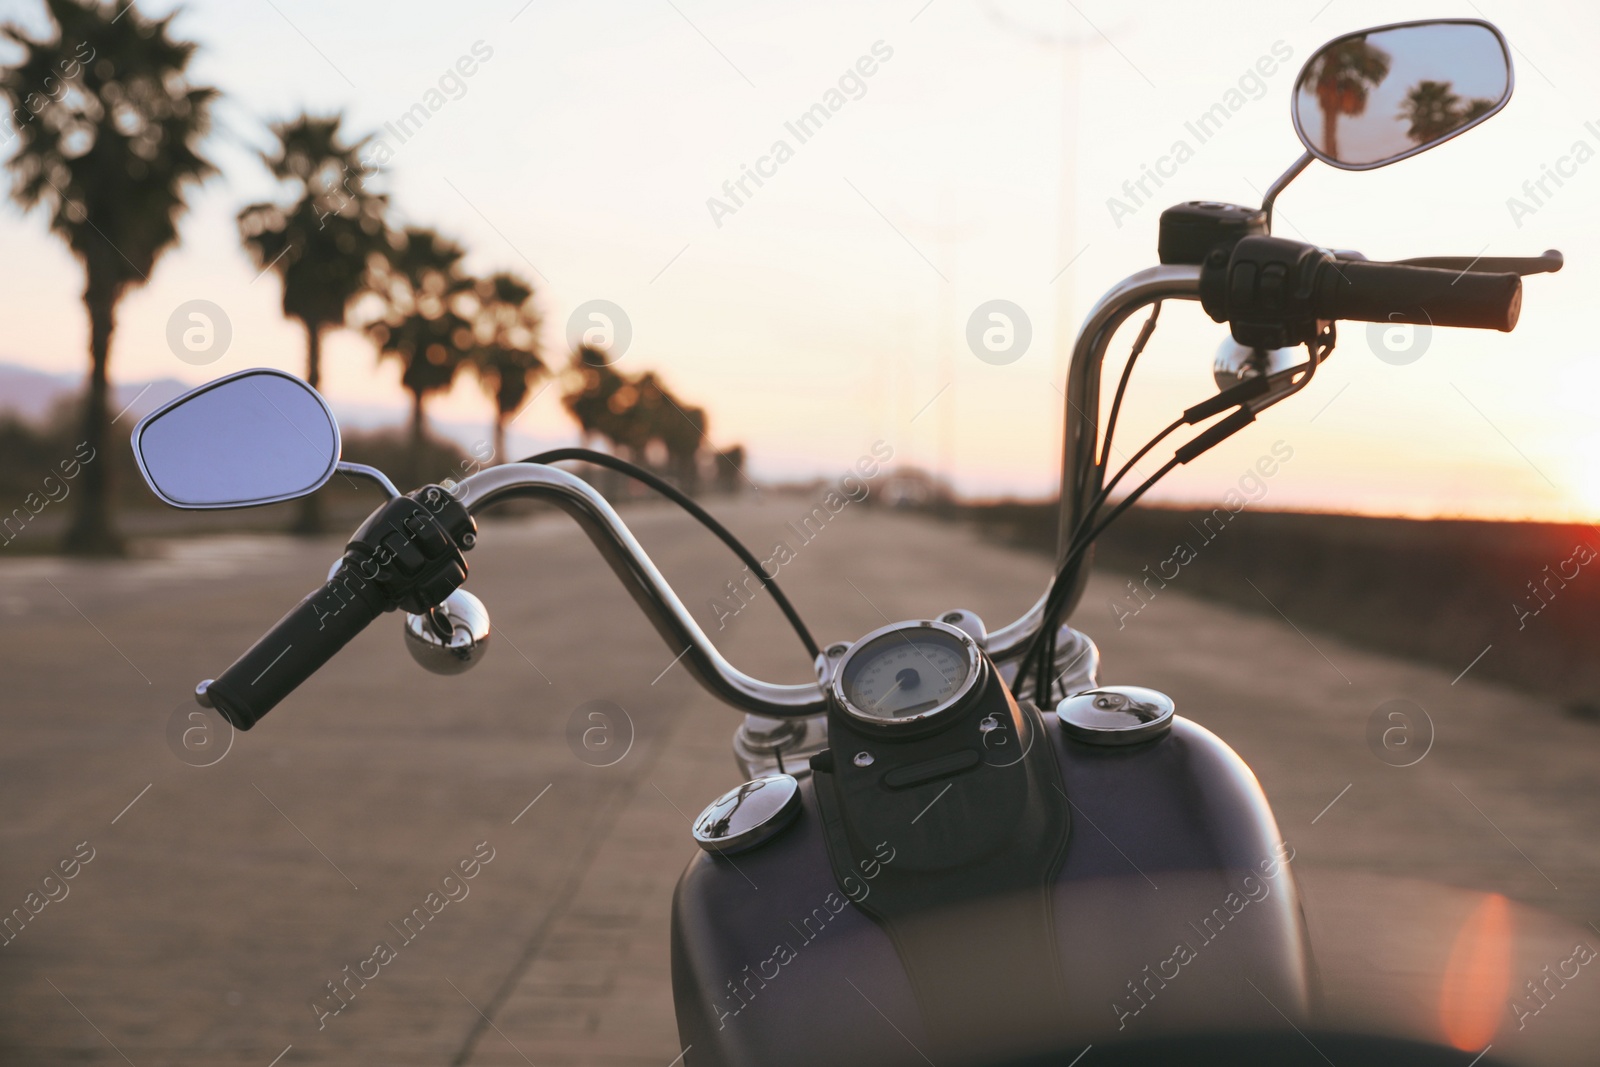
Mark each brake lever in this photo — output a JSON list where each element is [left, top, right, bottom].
[[1396, 249, 1563, 276]]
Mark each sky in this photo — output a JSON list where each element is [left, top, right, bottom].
[[2, 0, 1599, 521]]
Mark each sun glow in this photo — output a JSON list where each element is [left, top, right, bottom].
[[1439, 893, 1513, 1052]]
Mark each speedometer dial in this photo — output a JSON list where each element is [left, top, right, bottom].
[[834, 621, 981, 727]]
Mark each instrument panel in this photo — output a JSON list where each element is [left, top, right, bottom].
[[833, 621, 982, 728]]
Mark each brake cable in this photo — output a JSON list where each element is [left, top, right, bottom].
[[1098, 302, 1163, 472], [516, 447, 821, 661], [1018, 327, 1332, 704]]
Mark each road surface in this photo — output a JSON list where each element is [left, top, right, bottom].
[[1, 498, 1596, 1064]]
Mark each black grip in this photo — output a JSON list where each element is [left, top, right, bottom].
[[1315, 260, 1522, 332], [206, 569, 386, 730], [199, 487, 475, 730]]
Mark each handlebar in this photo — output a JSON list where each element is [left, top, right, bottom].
[[1199, 235, 1525, 349], [1049, 264, 1206, 612], [202, 487, 476, 729], [198, 241, 1556, 725], [453, 463, 832, 719], [1046, 238, 1554, 632]]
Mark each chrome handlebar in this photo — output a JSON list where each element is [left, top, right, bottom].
[[453, 264, 1204, 720], [1050, 264, 1203, 613], [454, 463, 830, 718]]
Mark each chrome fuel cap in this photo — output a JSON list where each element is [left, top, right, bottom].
[[1056, 686, 1175, 746], [692, 773, 802, 855]]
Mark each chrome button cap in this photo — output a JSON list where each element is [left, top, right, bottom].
[[692, 773, 802, 855], [403, 589, 491, 675]]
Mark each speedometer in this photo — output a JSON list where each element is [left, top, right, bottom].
[[833, 620, 983, 728]]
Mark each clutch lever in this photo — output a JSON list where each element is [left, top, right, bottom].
[[1396, 249, 1563, 276]]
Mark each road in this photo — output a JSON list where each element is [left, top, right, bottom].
[[1, 498, 1597, 1064]]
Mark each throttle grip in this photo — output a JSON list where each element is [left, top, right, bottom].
[[1314, 259, 1521, 332], [201, 485, 476, 730], [205, 570, 387, 730], [1201, 235, 1529, 348]]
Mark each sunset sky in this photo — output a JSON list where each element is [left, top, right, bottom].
[[2, 0, 1598, 520]]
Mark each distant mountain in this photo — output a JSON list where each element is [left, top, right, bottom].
[[0, 360, 571, 459], [0, 363, 191, 425]]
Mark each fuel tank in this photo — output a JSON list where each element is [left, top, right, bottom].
[[671, 710, 1311, 1066]]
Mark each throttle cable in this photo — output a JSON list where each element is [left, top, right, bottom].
[[516, 448, 821, 660]]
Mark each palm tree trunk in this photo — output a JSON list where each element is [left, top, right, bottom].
[[676, 451, 700, 499], [291, 322, 326, 535], [580, 429, 615, 498], [63, 285, 122, 556], [493, 411, 507, 469], [408, 390, 426, 488]]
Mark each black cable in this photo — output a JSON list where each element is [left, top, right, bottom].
[[517, 447, 821, 660], [1025, 454, 1182, 700], [1092, 416, 1182, 517], [1075, 457, 1181, 556], [1023, 394, 1268, 700], [1020, 322, 1333, 704], [1097, 302, 1162, 472], [1038, 457, 1182, 698], [1020, 303, 1162, 703], [1025, 303, 1163, 701]]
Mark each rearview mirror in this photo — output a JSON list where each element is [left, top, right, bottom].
[[1292, 19, 1512, 170], [133, 368, 340, 509]]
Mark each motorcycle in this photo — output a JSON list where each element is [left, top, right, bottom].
[[132, 17, 1583, 1067]]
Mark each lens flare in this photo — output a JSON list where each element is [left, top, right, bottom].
[[1439, 892, 1513, 1051]]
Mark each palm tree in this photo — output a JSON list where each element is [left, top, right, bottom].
[[646, 375, 705, 495], [1398, 80, 1464, 145], [238, 113, 388, 531], [664, 408, 707, 494], [366, 227, 475, 486], [563, 345, 632, 452], [1301, 37, 1391, 161], [714, 444, 746, 494], [469, 272, 545, 464], [561, 352, 710, 495], [1, 0, 216, 555], [1396, 83, 1500, 149], [1460, 98, 1498, 125], [619, 371, 668, 463], [562, 345, 642, 498]]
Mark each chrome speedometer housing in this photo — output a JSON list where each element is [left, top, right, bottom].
[[831, 619, 985, 730]]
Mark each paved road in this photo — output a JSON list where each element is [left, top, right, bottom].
[[1, 498, 1597, 1064]]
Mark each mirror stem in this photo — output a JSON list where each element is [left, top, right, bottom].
[[336, 462, 402, 499], [1261, 151, 1314, 232]]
